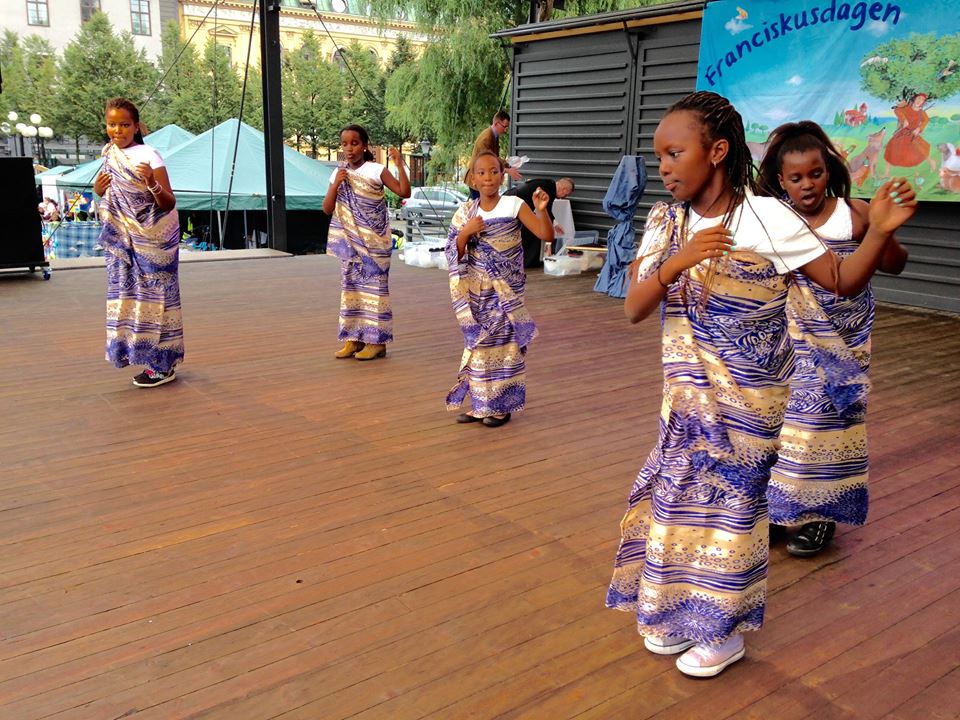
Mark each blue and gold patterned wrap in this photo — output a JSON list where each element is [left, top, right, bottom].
[[98, 143, 183, 373], [608, 201, 799, 644], [445, 199, 537, 418], [769, 202, 874, 527], [327, 167, 393, 345]]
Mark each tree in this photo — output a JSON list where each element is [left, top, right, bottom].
[[860, 33, 960, 102], [282, 32, 344, 156], [377, 0, 666, 173], [195, 36, 242, 131], [52, 12, 157, 156], [0, 31, 59, 128], [380, 36, 416, 148], [151, 21, 210, 133], [340, 40, 387, 145]]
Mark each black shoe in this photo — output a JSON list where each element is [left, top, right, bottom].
[[769, 523, 789, 544], [132, 368, 176, 388], [787, 521, 836, 557], [482, 413, 511, 428], [456, 413, 482, 424]]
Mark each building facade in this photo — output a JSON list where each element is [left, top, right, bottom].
[[180, 0, 428, 69], [4, 0, 177, 59]]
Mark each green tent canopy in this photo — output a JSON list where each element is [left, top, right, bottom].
[[144, 124, 195, 153], [57, 119, 334, 210], [55, 124, 196, 192], [158, 119, 336, 211]]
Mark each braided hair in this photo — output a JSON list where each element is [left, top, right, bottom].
[[666, 91, 757, 229], [756, 121, 851, 200], [105, 97, 145, 145], [663, 92, 757, 302]]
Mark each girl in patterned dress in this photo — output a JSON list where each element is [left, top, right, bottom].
[[323, 124, 410, 361], [445, 151, 553, 427], [758, 122, 907, 556], [93, 98, 182, 388], [606, 92, 916, 677]]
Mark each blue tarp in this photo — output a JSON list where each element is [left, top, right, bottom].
[[594, 155, 647, 298]]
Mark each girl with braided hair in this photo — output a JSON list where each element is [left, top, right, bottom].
[[757, 122, 907, 557], [606, 92, 916, 677]]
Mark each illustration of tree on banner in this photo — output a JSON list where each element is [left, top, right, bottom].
[[859, 32, 960, 196]]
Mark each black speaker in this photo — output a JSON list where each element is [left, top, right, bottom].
[[0, 156, 48, 276]]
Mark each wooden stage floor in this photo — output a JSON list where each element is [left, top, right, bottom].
[[2, 256, 959, 720]]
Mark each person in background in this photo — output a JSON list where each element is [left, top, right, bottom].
[[468, 111, 523, 199], [757, 120, 907, 556], [504, 177, 575, 267]]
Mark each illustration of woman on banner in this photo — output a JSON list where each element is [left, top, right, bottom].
[[883, 92, 938, 174]]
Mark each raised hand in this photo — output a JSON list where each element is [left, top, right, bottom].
[[388, 147, 402, 165], [869, 177, 917, 234], [532, 187, 550, 212]]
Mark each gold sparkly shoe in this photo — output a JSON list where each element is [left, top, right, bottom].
[[335, 341, 364, 359], [355, 343, 387, 360]]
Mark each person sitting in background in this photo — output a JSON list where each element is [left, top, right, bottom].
[[504, 177, 575, 267]]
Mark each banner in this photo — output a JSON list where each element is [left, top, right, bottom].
[[696, 0, 960, 201]]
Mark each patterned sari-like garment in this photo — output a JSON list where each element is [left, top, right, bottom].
[[769, 201, 874, 526], [327, 168, 393, 345], [445, 200, 537, 418], [605, 201, 864, 644], [98, 143, 183, 373]]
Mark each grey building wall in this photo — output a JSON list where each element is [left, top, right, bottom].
[[497, 4, 959, 313]]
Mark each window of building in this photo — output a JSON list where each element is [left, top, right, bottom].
[[27, 0, 49, 26], [217, 44, 232, 66], [79, 0, 100, 23], [130, 0, 151, 35]]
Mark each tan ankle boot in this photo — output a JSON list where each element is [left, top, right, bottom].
[[355, 343, 386, 360], [335, 341, 364, 359]]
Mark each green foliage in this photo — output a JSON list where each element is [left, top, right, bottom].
[[196, 36, 243, 130], [378, 0, 671, 173], [282, 32, 345, 155], [341, 40, 388, 145], [152, 21, 210, 133], [860, 33, 960, 101], [0, 32, 58, 123], [52, 12, 158, 144]]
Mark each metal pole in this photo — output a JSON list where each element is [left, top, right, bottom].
[[259, 0, 287, 252]]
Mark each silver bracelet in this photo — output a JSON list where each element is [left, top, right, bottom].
[[148, 182, 162, 194]]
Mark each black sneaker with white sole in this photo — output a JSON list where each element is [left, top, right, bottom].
[[132, 369, 177, 387]]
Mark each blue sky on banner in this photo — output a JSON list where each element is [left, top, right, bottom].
[[695, 0, 953, 127]]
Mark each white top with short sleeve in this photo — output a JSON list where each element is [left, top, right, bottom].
[[120, 143, 165, 169], [477, 194, 524, 220], [636, 193, 827, 274], [329, 161, 385, 187]]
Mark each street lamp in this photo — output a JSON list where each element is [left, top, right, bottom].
[[13, 112, 53, 165], [7, 111, 27, 156], [419, 138, 431, 186]]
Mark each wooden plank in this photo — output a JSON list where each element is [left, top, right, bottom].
[[0, 256, 957, 719]]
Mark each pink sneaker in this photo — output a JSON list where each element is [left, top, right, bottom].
[[675, 634, 745, 677]]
